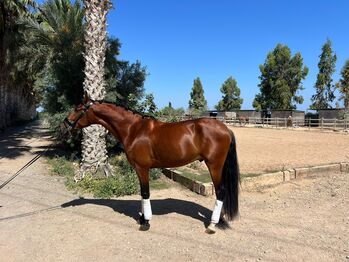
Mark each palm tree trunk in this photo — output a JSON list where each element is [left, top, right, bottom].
[[78, 0, 113, 180]]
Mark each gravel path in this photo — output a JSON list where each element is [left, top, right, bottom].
[[0, 122, 348, 261]]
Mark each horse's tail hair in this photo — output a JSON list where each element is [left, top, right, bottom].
[[221, 131, 240, 221]]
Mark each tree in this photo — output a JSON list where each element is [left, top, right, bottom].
[[336, 60, 349, 110], [158, 102, 185, 122], [188, 77, 207, 113], [310, 39, 337, 109], [79, 0, 113, 179], [0, 0, 37, 129], [142, 93, 157, 115], [114, 61, 146, 107], [253, 44, 308, 110], [18, 0, 85, 113], [104, 38, 147, 111], [19, 0, 147, 142], [215, 76, 243, 110]]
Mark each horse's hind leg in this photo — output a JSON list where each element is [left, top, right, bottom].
[[205, 161, 225, 234], [135, 166, 152, 231]]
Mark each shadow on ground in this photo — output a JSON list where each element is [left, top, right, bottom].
[[61, 197, 212, 227], [0, 120, 53, 159], [0, 197, 212, 228]]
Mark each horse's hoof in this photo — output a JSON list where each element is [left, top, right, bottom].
[[138, 214, 150, 231], [205, 223, 216, 234], [139, 223, 150, 231]]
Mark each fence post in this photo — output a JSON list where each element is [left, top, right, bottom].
[[321, 118, 323, 130], [334, 118, 337, 131]]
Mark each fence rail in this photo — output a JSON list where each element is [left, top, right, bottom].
[[159, 116, 349, 131], [224, 117, 349, 131]]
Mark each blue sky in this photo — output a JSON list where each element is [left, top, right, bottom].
[[107, 1, 349, 110]]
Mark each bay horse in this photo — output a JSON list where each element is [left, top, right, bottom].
[[62, 95, 240, 233], [237, 115, 249, 126]]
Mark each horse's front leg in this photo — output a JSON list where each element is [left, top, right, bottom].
[[135, 166, 152, 231]]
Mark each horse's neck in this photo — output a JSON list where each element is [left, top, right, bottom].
[[93, 104, 141, 143]]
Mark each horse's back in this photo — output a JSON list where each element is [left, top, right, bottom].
[[155, 117, 229, 139], [155, 117, 231, 154]]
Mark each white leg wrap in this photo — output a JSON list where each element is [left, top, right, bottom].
[[142, 198, 152, 220], [211, 200, 223, 224]]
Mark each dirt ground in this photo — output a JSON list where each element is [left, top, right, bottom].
[[0, 122, 348, 261], [229, 126, 349, 175]]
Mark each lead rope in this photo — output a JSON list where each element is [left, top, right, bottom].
[[0, 148, 50, 190]]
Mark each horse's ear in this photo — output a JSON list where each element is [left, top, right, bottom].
[[83, 91, 89, 104]]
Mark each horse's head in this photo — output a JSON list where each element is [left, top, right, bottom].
[[61, 94, 96, 137]]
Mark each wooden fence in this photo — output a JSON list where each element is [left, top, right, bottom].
[[224, 117, 349, 131], [158, 115, 349, 131]]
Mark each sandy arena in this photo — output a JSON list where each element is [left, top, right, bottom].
[[230, 126, 349, 175], [0, 123, 348, 261]]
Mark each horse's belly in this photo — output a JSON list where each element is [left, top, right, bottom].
[[151, 144, 201, 168], [152, 157, 202, 168]]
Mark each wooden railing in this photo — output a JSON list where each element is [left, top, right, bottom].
[[158, 116, 349, 131], [224, 117, 349, 131]]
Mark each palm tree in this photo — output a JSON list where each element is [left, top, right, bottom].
[[79, 0, 113, 179], [18, 0, 112, 178], [18, 0, 85, 110]]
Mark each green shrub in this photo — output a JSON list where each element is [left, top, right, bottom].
[[150, 168, 162, 181], [188, 161, 202, 170], [47, 153, 164, 198]]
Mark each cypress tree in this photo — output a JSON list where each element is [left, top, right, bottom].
[[188, 77, 207, 112], [310, 39, 337, 109]]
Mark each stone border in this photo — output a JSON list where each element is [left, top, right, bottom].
[[163, 162, 349, 195], [162, 169, 214, 196], [243, 162, 349, 191]]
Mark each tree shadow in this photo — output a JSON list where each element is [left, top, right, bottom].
[[0, 120, 53, 159], [61, 197, 212, 227]]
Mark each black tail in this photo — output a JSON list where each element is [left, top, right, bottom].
[[220, 132, 240, 221]]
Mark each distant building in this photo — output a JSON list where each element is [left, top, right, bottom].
[[318, 108, 348, 119], [204, 109, 262, 119], [204, 110, 237, 119], [270, 109, 305, 120], [234, 110, 261, 118], [270, 109, 305, 126]]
